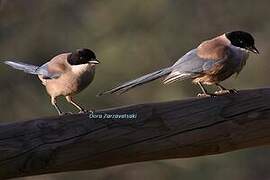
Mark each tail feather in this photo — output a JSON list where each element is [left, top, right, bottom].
[[163, 72, 192, 84], [98, 67, 173, 96], [4, 61, 39, 74]]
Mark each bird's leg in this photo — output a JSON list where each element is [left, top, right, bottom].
[[197, 82, 215, 97], [65, 96, 92, 114], [51, 97, 63, 115], [214, 83, 238, 95]]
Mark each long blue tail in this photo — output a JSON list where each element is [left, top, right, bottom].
[[98, 67, 173, 96], [4, 61, 40, 75]]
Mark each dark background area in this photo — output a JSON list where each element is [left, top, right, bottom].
[[0, 0, 270, 179]]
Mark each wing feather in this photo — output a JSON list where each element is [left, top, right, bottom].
[[163, 48, 229, 84]]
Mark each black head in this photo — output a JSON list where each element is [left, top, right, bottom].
[[67, 48, 100, 65], [225, 31, 259, 54]]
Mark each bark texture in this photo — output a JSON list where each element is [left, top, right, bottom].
[[1, 88, 270, 179]]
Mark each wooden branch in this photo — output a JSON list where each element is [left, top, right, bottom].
[[1, 88, 270, 179]]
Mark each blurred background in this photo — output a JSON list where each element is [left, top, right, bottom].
[[0, 0, 270, 179]]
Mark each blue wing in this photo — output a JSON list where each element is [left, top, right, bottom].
[[36, 62, 62, 79], [163, 49, 225, 84]]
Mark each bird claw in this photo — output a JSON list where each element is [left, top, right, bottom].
[[79, 109, 95, 114], [214, 89, 238, 95], [59, 112, 73, 116], [197, 93, 216, 97], [230, 89, 238, 93]]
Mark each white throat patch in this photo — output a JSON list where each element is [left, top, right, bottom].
[[71, 64, 92, 74]]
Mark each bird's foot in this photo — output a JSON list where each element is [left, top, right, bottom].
[[59, 112, 73, 116], [197, 93, 216, 97], [79, 109, 95, 114], [214, 89, 238, 95]]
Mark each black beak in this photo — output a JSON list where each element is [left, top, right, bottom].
[[248, 46, 259, 54], [88, 58, 100, 64]]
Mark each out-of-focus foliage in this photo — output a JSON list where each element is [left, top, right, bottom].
[[0, 0, 270, 179]]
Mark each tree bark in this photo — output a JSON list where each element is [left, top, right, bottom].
[[1, 88, 270, 179]]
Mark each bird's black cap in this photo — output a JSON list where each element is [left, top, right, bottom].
[[225, 31, 259, 54], [68, 48, 99, 65]]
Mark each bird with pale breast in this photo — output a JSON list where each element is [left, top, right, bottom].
[[98, 31, 259, 96], [4, 48, 99, 115]]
